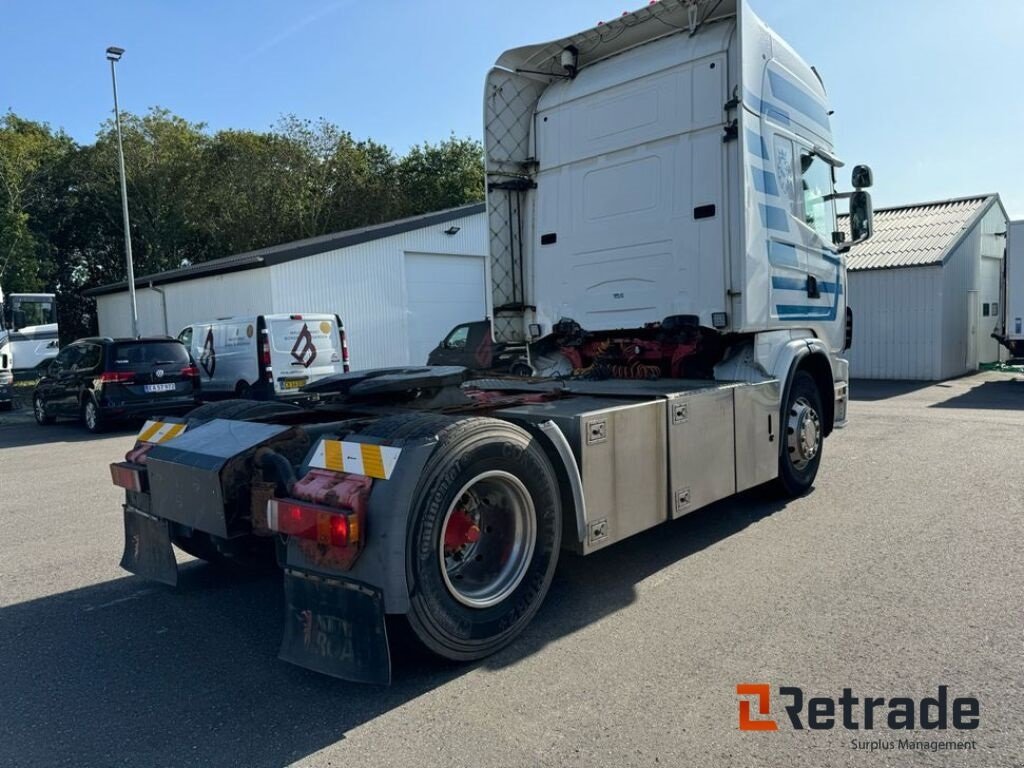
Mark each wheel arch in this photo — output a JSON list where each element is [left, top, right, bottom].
[[501, 417, 582, 552], [795, 352, 835, 437]]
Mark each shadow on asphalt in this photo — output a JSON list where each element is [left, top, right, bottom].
[[850, 379, 935, 401], [0, 420, 137, 449], [0, 486, 790, 767], [929, 378, 1024, 410]]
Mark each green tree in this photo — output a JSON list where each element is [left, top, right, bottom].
[[396, 136, 484, 217], [0, 113, 74, 292]]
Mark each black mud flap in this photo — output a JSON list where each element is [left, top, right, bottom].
[[120, 506, 178, 587], [279, 569, 391, 685]]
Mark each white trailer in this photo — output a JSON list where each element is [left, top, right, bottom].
[[109, 0, 874, 684], [996, 220, 1024, 358]]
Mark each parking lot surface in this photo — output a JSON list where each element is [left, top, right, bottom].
[[0, 372, 1021, 767]]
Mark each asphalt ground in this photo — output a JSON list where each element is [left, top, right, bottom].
[[0, 372, 1021, 767]]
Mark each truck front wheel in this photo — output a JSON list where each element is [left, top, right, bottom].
[[775, 370, 824, 497], [403, 417, 562, 661]]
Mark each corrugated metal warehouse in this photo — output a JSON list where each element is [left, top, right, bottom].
[[85, 204, 488, 369], [840, 194, 1008, 380]]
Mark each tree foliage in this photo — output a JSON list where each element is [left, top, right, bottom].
[[0, 108, 484, 340]]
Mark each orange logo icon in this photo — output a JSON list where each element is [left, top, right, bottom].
[[737, 683, 778, 731]]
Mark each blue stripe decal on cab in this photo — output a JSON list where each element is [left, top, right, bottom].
[[744, 89, 790, 126], [767, 71, 831, 130], [771, 276, 842, 294], [752, 168, 779, 196], [768, 241, 799, 267], [760, 204, 790, 232], [745, 129, 770, 160], [776, 305, 836, 319]]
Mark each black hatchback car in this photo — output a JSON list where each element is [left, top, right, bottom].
[[33, 337, 200, 432]]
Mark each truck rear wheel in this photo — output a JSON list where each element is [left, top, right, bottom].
[[388, 416, 562, 661], [775, 370, 823, 497]]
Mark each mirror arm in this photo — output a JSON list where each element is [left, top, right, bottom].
[[837, 231, 871, 253]]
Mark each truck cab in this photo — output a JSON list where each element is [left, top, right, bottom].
[[0, 290, 59, 377]]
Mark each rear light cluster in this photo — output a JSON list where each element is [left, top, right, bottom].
[[257, 317, 272, 383], [181, 364, 199, 379], [340, 328, 350, 373], [267, 499, 360, 548], [110, 462, 144, 492], [99, 371, 135, 384]]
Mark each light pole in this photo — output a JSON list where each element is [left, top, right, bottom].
[[106, 45, 139, 338]]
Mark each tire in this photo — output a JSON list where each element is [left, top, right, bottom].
[[185, 398, 300, 427], [82, 397, 105, 433], [235, 381, 253, 399], [775, 370, 824, 497], [376, 416, 562, 662], [33, 395, 55, 425]]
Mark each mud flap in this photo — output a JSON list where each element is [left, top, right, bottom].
[[279, 569, 391, 685], [120, 506, 178, 587]]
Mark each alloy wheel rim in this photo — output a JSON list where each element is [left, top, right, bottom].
[[439, 470, 536, 609], [787, 396, 821, 471]]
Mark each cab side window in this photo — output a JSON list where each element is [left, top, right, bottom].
[[799, 150, 836, 244]]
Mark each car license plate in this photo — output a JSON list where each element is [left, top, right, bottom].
[[144, 383, 176, 393], [282, 378, 308, 390]]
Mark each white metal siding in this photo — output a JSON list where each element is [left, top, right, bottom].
[[96, 270, 273, 338], [268, 211, 488, 369], [978, 205, 1008, 363], [93, 213, 488, 370], [846, 266, 942, 380]]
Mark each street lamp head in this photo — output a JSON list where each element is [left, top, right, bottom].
[[106, 46, 125, 61]]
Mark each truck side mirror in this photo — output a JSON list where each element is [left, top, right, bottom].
[[849, 190, 873, 244], [852, 164, 873, 189]]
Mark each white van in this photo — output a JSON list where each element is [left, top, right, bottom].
[[177, 314, 349, 399]]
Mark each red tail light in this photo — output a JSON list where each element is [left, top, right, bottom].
[[110, 462, 144, 491], [181, 364, 199, 378], [99, 371, 135, 384], [260, 334, 272, 383], [340, 328, 350, 372], [266, 498, 360, 547]]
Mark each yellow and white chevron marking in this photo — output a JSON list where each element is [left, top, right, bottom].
[[136, 419, 187, 444], [308, 439, 401, 480]]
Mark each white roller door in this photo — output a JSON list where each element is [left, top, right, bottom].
[[404, 252, 487, 365]]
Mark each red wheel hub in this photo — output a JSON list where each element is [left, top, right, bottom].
[[444, 508, 480, 553]]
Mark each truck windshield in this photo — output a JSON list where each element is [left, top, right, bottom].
[[12, 297, 56, 327], [113, 342, 190, 369], [800, 152, 836, 245]]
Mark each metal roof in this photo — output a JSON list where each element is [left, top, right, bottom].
[[84, 202, 485, 297], [837, 194, 1000, 272]]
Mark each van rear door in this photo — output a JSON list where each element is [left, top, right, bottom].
[[267, 316, 345, 395]]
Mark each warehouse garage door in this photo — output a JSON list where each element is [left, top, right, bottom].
[[404, 252, 487, 365]]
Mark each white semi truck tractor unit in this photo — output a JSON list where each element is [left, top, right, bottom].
[[108, 0, 874, 684]]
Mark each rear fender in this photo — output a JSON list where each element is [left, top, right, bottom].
[[282, 437, 439, 615], [502, 418, 587, 553]]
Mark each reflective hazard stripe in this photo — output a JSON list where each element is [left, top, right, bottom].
[[137, 420, 187, 444], [308, 439, 400, 480]]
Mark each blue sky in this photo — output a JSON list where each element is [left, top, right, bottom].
[[3, 0, 1022, 217]]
